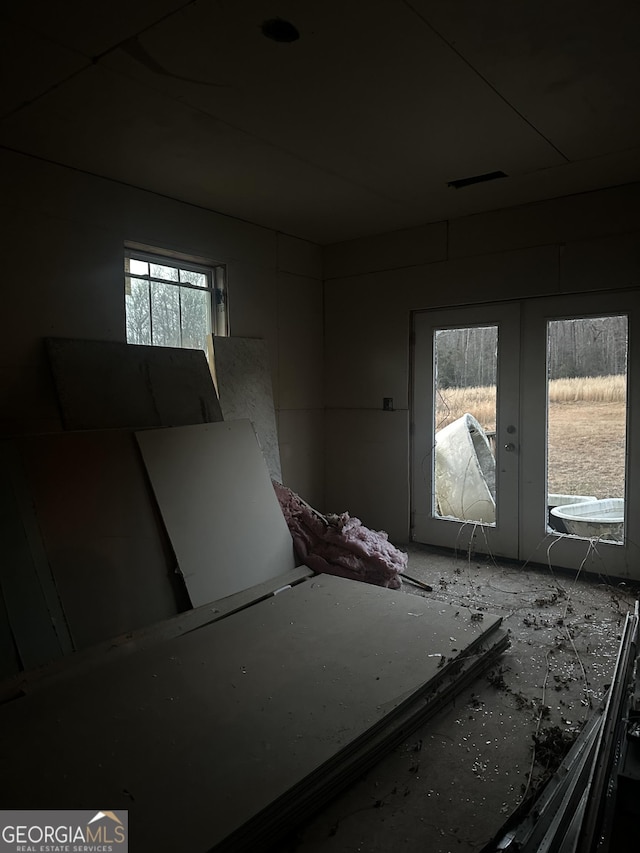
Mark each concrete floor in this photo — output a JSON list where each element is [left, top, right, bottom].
[[286, 543, 639, 853]]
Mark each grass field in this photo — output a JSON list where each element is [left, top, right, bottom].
[[436, 376, 626, 499]]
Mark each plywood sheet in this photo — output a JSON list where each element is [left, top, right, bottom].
[[0, 575, 503, 852], [136, 420, 295, 606], [46, 337, 223, 430], [211, 335, 282, 481], [14, 430, 185, 650]]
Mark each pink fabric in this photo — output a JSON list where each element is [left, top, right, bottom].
[[273, 481, 406, 589]]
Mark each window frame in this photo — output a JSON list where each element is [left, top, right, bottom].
[[124, 245, 227, 351]]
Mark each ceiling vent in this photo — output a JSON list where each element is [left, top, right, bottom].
[[447, 171, 508, 189]]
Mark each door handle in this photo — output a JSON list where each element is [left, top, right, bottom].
[[504, 443, 516, 452]]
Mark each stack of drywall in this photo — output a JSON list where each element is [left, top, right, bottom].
[[0, 336, 508, 851], [1, 418, 294, 661], [1, 340, 227, 670], [0, 573, 506, 852], [2, 338, 290, 671]]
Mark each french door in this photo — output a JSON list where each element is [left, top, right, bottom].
[[411, 290, 640, 579]]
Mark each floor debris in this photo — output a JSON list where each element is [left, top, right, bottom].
[[287, 544, 640, 853]]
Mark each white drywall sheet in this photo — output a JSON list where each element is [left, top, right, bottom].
[[12, 431, 184, 650], [0, 566, 314, 707], [0, 574, 503, 852], [46, 337, 223, 430], [136, 420, 295, 606], [211, 335, 282, 481]]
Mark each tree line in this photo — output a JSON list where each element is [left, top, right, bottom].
[[435, 316, 628, 388], [126, 269, 210, 352]]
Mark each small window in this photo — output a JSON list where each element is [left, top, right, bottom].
[[124, 246, 227, 352]]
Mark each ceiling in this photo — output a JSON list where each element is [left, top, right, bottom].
[[3, 0, 640, 244]]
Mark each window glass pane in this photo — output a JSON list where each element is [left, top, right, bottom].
[[547, 316, 628, 543], [180, 287, 210, 351], [125, 278, 151, 345], [150, 263, 179, 282], [129, 259, 148, 276], [433, 326, 497, 525], [180, 269, 208, 289], [125, 251, 221, 348], [151, 281, 181, 347]]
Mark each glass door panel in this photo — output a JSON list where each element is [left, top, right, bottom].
[[412, 303, 520, 558], [546, 316, 628, 544], [519, 291, 639, 577], [434, 325, 497, 524]]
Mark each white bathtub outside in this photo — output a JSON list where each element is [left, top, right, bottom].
[[550, 498, 624, 540]]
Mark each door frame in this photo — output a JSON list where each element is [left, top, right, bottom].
[[411, 301, 521, 559], [411, 289, 640, 579], [518, 290, 640, 578]]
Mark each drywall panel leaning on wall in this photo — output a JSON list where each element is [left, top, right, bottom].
[[0, 441, 71, 674], [46, 337, 223, 430], [136, 420, 295, 606], [209, 335, 282, 482], [10, 430, 185, 651]]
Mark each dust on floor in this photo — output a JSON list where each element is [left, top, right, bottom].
[[285, 542, 638, 853]]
